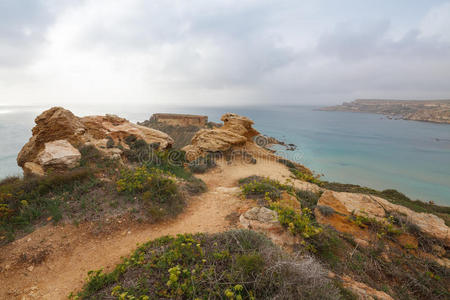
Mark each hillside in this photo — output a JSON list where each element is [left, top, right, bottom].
[[321, 99, 450, 124], [0, 107, 449, 299]]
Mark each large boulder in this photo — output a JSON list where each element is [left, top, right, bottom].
[[37, 140, 81, 169], [315, 190, 450, 246], [182, 113, 260, 160], [17, 107, 85, 167], [17, 107, 173, 174], [220, 113, 259, 139]]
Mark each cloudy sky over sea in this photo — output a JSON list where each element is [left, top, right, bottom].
[[1, 0, 450, 106]]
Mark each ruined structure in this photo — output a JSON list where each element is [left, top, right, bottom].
[[149, 113, 208, 127]]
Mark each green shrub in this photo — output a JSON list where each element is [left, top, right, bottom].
[[317, 205, 335, 217], [116, 166, 185, 219], [79, 145, 103, 166], [0, 168, 96, 243], [270, 204, 322, 239], [290, 168, 322, 185], [277, 158, 296, 169], [74, 230, 341, 299], [239, 176, 286, 201], [348, 212, 402, 238], [236, 253, 265, 275], [296, 189, 321, 209]]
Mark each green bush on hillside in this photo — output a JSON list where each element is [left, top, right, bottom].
[[0, 168, 97, 243], [116, 166, 185, 218], [73, 230, 341, 299]]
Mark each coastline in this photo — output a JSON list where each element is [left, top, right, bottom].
[[320, 99, 450, 124], [1, 105, 450, 206]]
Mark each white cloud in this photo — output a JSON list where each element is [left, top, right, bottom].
[[1, 0, 450, 106]]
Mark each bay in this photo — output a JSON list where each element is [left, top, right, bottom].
[[0, 104, 449, 205]]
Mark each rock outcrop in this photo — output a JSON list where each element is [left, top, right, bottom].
[[239, 206, 299, 248], [182, 113, 260, 160], [315, 190, 450, 246], [17, 107, 173, 175]]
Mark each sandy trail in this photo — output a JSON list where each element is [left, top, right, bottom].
[[0, 160, 307, 299]]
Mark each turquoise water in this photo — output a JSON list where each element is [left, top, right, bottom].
[[1, 105, 449, 205]]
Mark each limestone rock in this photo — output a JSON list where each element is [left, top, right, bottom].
[[189, 129, 247, 152], [240, 207, 299, 248], [17, 107, 173, 174], [220, 113, 259, 139], [23, 162, 45, 177], [182, 113, 260, 161], [37, 140, 81, 169], [315, 190, 450, 246], [243, 206, 278, 223], [17, 107, 85, 167]]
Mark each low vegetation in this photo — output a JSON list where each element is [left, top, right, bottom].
[[239, 176, 289, 202], [309, 226, 449, 299], [0, 168, 98, 244], [239, 175, 450, 299], [188, 153, 217, 174], [239, 176, 322, 243], [0, 140, 206, 245], [73, 230, 341, 299]]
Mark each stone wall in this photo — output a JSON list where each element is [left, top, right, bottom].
[[150, 113, 208, 127]]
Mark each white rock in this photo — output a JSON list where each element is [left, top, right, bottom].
[[37, 140, 81, 169]]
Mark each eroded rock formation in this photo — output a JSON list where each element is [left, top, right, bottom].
[[315, 190, 450, 246], [182, 113, 261, 160], [17, 107, 173, 175]]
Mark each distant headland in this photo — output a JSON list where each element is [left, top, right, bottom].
[[320, 99, 450, 124]]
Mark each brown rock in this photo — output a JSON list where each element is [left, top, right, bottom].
[[315, 190, 450, 246], [23, 162, 44, 177], [189, 129, 247, 152], [220, 113, 259, 139], [182, 113, 260, 161], [17, 107, 85, 167], [17, 107, 173, 174]]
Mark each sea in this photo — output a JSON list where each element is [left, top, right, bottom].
[[1, 104, 449, 206]]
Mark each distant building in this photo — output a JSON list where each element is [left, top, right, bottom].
[[150, 113, 208, 127]]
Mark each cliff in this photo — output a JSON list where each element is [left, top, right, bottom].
[[321, 99, 450, 124]]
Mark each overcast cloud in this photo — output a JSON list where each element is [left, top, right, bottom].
[[0, 0, 450, 106]]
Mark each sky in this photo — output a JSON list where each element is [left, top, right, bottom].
[[1, 0, 450, 106]]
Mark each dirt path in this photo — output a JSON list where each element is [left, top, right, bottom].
[[0, 160, 309, 299]]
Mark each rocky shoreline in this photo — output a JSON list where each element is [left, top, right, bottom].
[[320, 99, 450, 124]]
